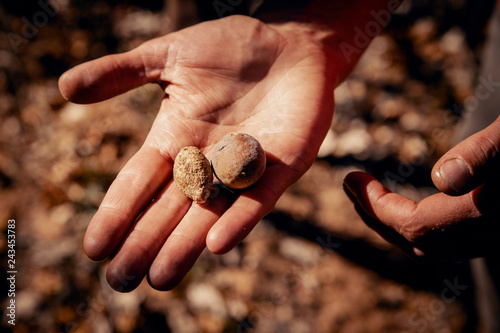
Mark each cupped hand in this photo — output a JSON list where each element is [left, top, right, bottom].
[[59, 15, 338, 291], [344, 115, 500, 262]]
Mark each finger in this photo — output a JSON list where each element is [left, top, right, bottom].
[[58, 38, 170, 103], [105, 182, 190, 292], [342, 182, 417, 257], [83, 145, 171, 261], [343, 172, 418, 228], [343, 182, 489, 262], [343, 172, 483, 249], [206, 164, 294, 254], [147, 187, 236, 291], [432, 115, 500, 195]]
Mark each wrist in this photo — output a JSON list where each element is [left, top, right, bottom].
[[254, 0, 404, 85]]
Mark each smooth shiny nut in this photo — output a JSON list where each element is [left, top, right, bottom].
[[173, 146, 213, 204], [211, 133, 266, 189]]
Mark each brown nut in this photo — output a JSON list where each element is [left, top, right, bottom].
[[173, 146, 213, 204], [211, 133, 266, 189]]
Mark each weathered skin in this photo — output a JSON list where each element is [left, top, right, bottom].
[[173, 146, 213, 204], [211, 133, 266, 189]]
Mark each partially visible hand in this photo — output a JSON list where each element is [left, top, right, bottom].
[[344, 115, 500, 262], [59, 15, 338, 291]]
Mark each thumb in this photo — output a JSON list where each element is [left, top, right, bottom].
[[432, 115, 500, 195], [58, 37, 171, 104]]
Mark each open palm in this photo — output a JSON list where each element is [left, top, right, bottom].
[[59, 15, 337, 291]]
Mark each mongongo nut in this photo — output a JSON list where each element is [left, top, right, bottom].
[[210, 133, 266, 189], [173, 146, 213, 204]]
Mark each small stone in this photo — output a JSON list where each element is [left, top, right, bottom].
[[173, 147, 213, 204]]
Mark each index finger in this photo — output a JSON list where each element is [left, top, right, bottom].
[[343, 172, 482, 245], [59, 37, 171, 103], [83, 145, 171, 260]]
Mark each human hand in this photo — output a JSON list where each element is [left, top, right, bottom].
[[59, 15, 338, 291], [343, 115, 500, 262]]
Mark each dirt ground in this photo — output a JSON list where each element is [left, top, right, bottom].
[[0, 0, 496, 332]]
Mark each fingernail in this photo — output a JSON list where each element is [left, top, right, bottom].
[[342, 180, 357, 201], [413, 247, 425, 258], [439, 158, 471, 193], [343, 178, 352, 192]]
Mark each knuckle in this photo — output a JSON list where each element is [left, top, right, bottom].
[[465, 131, 500, 169], [398, 217, 429, 244]]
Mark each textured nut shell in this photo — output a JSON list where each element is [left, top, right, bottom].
[[211, 133, 266, 189], [173, 147, 213, 204]]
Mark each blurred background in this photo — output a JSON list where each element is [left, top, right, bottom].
[[0, 0, 497, 332]]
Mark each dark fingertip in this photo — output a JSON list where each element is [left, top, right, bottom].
[[149, 277, 182, 292], [148, 243, 201, 291], [147, 266, 184, 291], [106, 262, 142, 293]]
